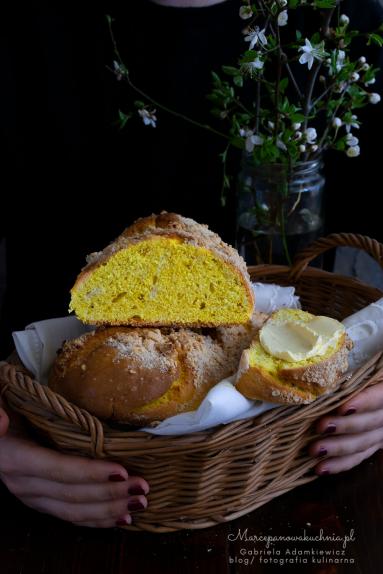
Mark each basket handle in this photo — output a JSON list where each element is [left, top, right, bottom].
[[289, 233, 383, 282]]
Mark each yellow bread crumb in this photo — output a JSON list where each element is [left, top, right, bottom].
[[70, 237, 253, 326]]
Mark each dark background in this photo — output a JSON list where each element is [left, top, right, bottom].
[[1, 0, 382, 353]]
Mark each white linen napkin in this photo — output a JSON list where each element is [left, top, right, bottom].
[[12, 317, 92, 385], [142, 378, 277, 435], [252, 282, 301, 313], [343, 298, 383, 372]]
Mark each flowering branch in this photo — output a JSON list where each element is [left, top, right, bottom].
[[108, 2, 382, 172], [106, 15, 229, 141], [107, 3, 382, 265]]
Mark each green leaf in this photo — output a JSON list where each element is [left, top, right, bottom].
[[134, 100, 145, 109], [211, 71, 222, 85], [296, 30, 302, 41], [368, 33, 383, 47], [279, 78, 289, 93], [222, 65, 239, 76], [118, 110, 131, 129], [291, 113, 305, 123], [364, 66, 378, 83], [314, 0, 337, 8], [230, 136, 245, 150], [233, 75, 244, 88], [237, 113, 252, 123], [289, 0, 300, 8], [334, 139, 346, 151]]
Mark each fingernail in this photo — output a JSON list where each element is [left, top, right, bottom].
[[323, 424, 336, 434], [345, 407, 356, 416], [317, 447, 328, 458], [127, 501, 145, 511], [128, 486, 146, 496], [319, 469, 330, 476], [109, 473, 126, 482], [116, 516, 132, 527]]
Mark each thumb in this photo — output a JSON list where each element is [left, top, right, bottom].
[[0, 407, 9, 437]]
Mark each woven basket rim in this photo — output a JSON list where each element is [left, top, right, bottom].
[[1, 352, 383, 451], [3, 232, 383, 532]]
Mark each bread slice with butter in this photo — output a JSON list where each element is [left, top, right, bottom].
[[235, 308, 353, 404]]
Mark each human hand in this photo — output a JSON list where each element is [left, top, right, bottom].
[[0, 405, 9, 438], [0, 404, 149, 528], [309, 382, 383, 475]]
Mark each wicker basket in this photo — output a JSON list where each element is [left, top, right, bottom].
[[1, 233, 383, 533]]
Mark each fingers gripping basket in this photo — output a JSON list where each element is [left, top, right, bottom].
[[2, 233, 383, 533]]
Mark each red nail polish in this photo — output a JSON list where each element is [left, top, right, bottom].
[[128, 486, 146, 496], [345, 407, 356, 416], [127, 501, 145, 511], [317, 447, 328, 457], [109, 473, 126, 482], [323, 424, 336, 434]]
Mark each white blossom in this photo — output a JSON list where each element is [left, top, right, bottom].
[[268, 121, 275, 130], [346, 145, 360, 158], [299, 144, 306, 153], [344, 115, 359, 133], [311, 144, 319, 153], [369, 93, 381, 104], [138, 108, 157, 128], [245, 27, 268, 50], [305, 127, 317, 144], [292, 122, 301, 130], [242, 56, 264, 76], [340, 14, 350, 26], [250, 56, 264, 70], [239, 6, 253, 20], [278, 0, 288, 6], [359, 56, 367, 64], [299, 39, 325, 70], [276, 138, 287, 151], [277, 10, 288, 27], [113, 60, 126, 81], [335, 50, 346, 72], [327, 50, 346, 76], [365, 78, 376, 86], [362, 63, 370, 71], [332, 117, 342, 128], [350, 72, 360, 82], [240, 129, 264, 152], [293, 131, 303, 141], [346, 134, 359, 147]]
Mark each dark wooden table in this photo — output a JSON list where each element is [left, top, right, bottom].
[[1, 450, 382, 574]]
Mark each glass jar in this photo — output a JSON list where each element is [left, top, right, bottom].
[[236, 158, 324, 265]]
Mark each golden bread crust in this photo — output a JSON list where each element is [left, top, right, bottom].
[[235, 333, 353, 405], [49, 315, 265, 425]]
